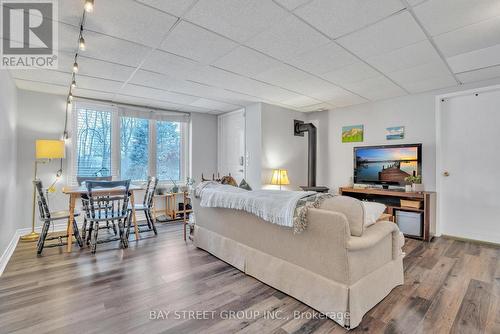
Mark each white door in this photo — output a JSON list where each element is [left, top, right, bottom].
[[218, 109, 245, 183], [439, 88, 500, 243]]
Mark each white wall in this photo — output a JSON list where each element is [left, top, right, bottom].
[[261, 103, 307, 190], [308, 94, 437, 193], [0, 70, 18, 258], [190, 112, 217, 183], [16, 90, 68, 230]]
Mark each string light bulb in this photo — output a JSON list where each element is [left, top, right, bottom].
[[79, 36, 85, 51], [84, 0, 94, 12], [69, 92, 73, 100], [73, 61, 79, 73], [71, 78, 76, 88]]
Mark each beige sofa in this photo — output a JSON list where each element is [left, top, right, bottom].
[[193, 195, 404, 329]]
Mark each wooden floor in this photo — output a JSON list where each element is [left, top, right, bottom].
[[0, 223, 498, 334]]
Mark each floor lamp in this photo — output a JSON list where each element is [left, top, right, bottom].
[[271, 169, 290, 190], [20, 140, 65, 242]]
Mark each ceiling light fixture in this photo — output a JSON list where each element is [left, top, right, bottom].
[[73, 61, 79, 73], [69, 92, 73, 100], [71, 76, 76, 88], [84, 0, 94, 12], [79, 36, 85, 51]]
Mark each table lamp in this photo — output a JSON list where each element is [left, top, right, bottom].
[[20, 140, 65, 242], [271, 169, 290, 190]]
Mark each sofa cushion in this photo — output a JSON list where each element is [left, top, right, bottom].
[[319, 195, 365, 236]]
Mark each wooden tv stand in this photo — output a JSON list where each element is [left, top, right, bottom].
[[339, 187, 436, 241]]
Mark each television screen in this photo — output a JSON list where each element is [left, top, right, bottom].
[[354, 144, 422, 186]]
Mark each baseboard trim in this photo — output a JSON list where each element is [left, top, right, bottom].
[[442, 234, 500, 247], [0, 223, 68, 277]]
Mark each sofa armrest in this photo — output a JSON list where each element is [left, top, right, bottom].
[[347, 221, 402, 260]]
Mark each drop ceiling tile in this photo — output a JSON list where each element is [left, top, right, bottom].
[[413, 0, 500, 36], [15, 79, 67, 95], [129, 70, 183, 91], [366, 40, 441, 74], [120, 84, 199, 104], [326, 94, 369, 108], [141, 50, 201, 79], [295, 0, 404, 38], [185, 0, 288, 43], [212, 46, 282, 77], [456, 65, 500, 83], [407, 0, 426, 6], [59, 24, 152, 67], [320, 61, 380, 86], [276, 0, 312, 10], [170, 81, 257, 105], [114, 94, 183, 110], [387, 61, 456, 93], [84, 0, 178, 47], [2, 0, 82, 26], [253, 64, 315, 88], [161, 21, 237, 64], [337, 11, 426, 59], [246, 14, 330, 62], [388, 61, 451, 83], [135, 0, 198, 17], [287, 42, 358, 75], [283, 77, 354, 101], [433, 16, 500, 58], [75, 55, 136, 82], [73, 88, 116, 101], [281, 95, 322, 108], [176, 105, 212, 113], [10, 69, 71, 86], [76, 75, 124, 93], [299, 102, 335, 112], [446, 44, 500, 74], [189, 98, 240, 112], [343, 76, 406, 100]]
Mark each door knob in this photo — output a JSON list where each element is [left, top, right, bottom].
[[443, 171, 450, 177]]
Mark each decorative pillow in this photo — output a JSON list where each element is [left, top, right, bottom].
[[220, 175, 238, 187], [239, 179, 252, 191], [362, 201, 387, 227]]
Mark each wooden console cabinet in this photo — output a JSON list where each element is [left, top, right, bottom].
[[339, 187, 436, 241]]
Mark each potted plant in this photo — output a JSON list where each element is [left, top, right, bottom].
[[170, 178, 179, 193], [404, 175, 424, 192]]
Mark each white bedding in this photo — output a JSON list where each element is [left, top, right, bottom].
[[195, 182, 315, 229]]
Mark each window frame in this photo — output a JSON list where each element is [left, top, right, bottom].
[[70, 102, 189, 185]]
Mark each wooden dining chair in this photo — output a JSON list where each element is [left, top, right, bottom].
[[127, 176, 159, 238], [34, 180, 83, 255], [81, 180, 131, 254]]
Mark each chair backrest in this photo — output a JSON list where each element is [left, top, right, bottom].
[[143, 176, 158, 207], [83, 180, 131, 222], [77, 176, 112, 186], [34, 179, 51, 220]]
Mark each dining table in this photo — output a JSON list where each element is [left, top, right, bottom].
[[62, 184, 144, 252]]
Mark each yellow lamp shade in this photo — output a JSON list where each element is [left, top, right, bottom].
[[271, 169, 290, 186], [36, 140, 65, 159]]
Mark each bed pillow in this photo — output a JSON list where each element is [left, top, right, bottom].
[[239, 179, 252, 191], [362, 201, 387, 227]]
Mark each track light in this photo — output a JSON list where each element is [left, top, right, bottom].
[[84, 0, 94, 12], [79, 36, 85, 51], [73, 61, 79, 73]]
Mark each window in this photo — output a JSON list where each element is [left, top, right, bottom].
[[120, 117, 149, 181], [76, 108, 111, 177], [72, 103, 188, 183], [156, 121, 181, 181]]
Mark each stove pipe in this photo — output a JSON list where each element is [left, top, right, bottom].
[[294, 120, 317, 187]]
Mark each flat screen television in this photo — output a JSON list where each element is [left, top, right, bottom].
[[353, 144, 422, 188]]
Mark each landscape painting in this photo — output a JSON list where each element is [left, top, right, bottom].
[[342, 125, 364, 143], [386, 126, 405, 140]]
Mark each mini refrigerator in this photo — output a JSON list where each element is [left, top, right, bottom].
[[395, 210, 423, 238]]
